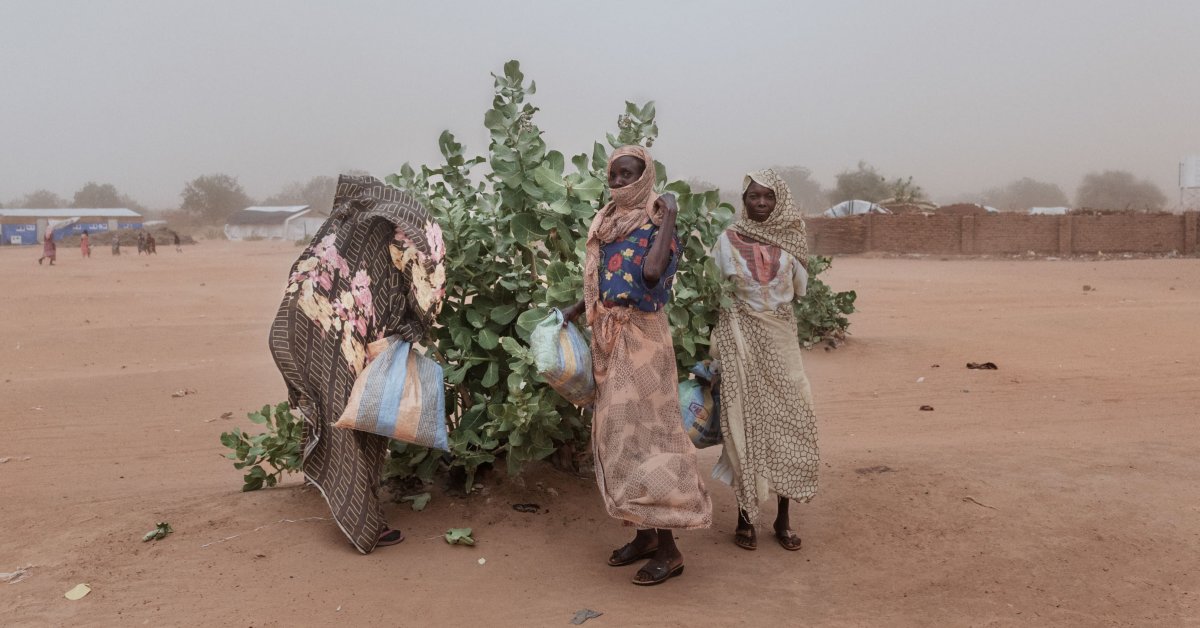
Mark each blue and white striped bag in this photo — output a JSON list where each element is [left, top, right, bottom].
[[530, 309, 596, 406], [334, 336, 448, 450]]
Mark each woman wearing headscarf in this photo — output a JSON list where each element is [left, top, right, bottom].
[[270, 175, 446, 554], [38, 231, 56, 265], [561, 146, 712, 585], [709, 169, 818, 552]]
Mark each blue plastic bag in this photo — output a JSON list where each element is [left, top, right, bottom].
[[334, 336, 448, 451], [530, 309, 596, 406], [679, 362, 721, 448]]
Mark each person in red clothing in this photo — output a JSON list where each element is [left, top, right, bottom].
[[38, 232, 57, 265]]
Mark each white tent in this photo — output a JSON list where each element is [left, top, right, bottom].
[[823, 200, 891, 218], [224, 206, 325, 240], [1029, 206, 1069, 216]]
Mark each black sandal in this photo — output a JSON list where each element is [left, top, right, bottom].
[[632, 559, 684, 586], [376, 528, 405, 547], [608, 541, 659, 566], [774, 527, 802, 551], [734, 526, 757, 551]]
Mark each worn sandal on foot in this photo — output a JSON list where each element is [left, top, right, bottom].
[[734, 526, 757, 551], [632, 559, 684, 586], [608, 541, 659, 566], [774, 528, 802, 551], [377, 528, 405, 547]]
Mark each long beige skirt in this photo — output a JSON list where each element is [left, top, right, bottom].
[[590, 305, 712, 530], [711, 303, 819, 523]]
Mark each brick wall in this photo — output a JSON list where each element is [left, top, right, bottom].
[[808, 215, 869, 254], [806, 212, 1199, 256], [971, 215, 1060, 254], [868, 214, 962, 254], [1069, 214, 1185, 253]]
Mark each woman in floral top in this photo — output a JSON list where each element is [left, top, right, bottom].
[[562, 146, 712, 586], [270, 175, 445, 554]]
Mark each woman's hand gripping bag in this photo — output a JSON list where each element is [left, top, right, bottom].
[[335, 336, 448, 450], [679, 361, 721, 448], [530, 309, 596, 406]]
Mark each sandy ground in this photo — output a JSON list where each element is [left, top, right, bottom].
[[1, 241, 1198, 627]]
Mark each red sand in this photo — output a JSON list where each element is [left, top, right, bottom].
[[1, 242, 1198, 626]]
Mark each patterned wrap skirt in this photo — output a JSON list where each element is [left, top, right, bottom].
[[711, 302, 819, 523], [590, 305, 712, 530]]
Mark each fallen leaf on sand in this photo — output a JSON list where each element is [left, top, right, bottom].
[[1, 566, 32, 584], [400, 492, 431, 512], [444, 527, 475, 546], [0, 457, 9, 464], [142, 522, 173, 542], [64, 583, 91, 600], [571, 609, 603, 625], [919, 405, 934, 411], [171, 389, 197, 398]]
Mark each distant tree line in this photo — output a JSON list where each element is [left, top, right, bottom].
[[689, 162, 1171, 215], [5, 172, 367, 226], [5, 165, 1172, 223]]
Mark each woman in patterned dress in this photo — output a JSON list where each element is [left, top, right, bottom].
[[709, 168, 819, 552], [37, 232, 56, 265], [561, 145, 712, 585], [270, 175, 446, 554]]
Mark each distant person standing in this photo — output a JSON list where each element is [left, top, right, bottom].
[[38, 232, 57, 265], [137, 232, 146, 255], [112, 234, 121, 255], [173, 232, 182, 253], [80, 231, 91, 258], [147, 233, 157, 255]]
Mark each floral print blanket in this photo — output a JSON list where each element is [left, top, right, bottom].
[[270, 175, 445, 553]]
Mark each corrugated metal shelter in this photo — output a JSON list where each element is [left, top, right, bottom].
[[224, 206, 325, 241], [0, 208, 142, 245]]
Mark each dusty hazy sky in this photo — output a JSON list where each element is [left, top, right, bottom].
[[2, 0, 1198, 209]]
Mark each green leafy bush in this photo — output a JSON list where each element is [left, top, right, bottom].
[[796, 256, 857, 346], [378, 61, 739, 489], [219, 402, 303, 491], [218, 60, 855, 493]]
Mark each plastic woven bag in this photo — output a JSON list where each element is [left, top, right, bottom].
[[530, 309, 596, 406], [679, 362, 721, 448], [334, 336, 448, 450]]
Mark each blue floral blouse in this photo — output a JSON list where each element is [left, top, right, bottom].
[[598, 222, 680, 311]]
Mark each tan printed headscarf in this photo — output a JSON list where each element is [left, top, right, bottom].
[[732, 168, 809, 268], [582, 145, 662, 324]]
